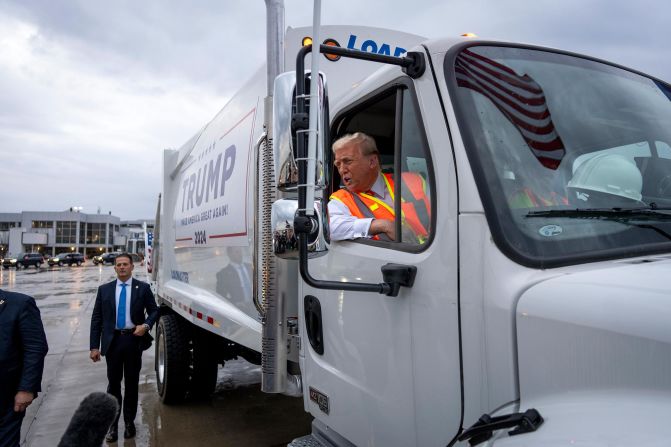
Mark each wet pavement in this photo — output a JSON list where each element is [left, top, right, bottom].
[[0, 264, 312, 446]]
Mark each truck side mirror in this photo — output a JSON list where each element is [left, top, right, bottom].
[[273, 71, 329, 192], [272, 198, 328, 260]]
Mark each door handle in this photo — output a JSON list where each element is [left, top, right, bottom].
[[304, 295, 324, 355]]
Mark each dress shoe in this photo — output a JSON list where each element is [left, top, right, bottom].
[[124, 422, 136, 439], [105, 426, 118, 443]]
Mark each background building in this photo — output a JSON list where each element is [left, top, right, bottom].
[[0, 210, 152, 259]]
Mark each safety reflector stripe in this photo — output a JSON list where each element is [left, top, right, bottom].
[[162, 295, 221, 328]]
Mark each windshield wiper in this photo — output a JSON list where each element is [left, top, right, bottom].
[[525, 207, 671, 241], [526, 207, 671, 220]]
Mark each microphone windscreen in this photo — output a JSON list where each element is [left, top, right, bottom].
[[57, 392, 118, 447]]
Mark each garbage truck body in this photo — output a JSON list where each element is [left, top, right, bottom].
[[152, 11, 671, 447]]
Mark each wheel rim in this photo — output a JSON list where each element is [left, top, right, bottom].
[[157, 328, 166, 384]]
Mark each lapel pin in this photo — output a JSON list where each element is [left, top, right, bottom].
[[0, 299, 5, 306]]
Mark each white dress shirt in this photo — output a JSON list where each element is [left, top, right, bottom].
[[328, 173, 392, 241], [232, 262, 252, 298], [115, 278, 134, 329]]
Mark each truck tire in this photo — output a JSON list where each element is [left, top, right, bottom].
[[156, 314, 190, 404], [190, 330, 219, 398]]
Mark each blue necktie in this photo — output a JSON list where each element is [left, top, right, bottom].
[[117, 283, 127, 329]]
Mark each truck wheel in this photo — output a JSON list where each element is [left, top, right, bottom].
[[156, 314, 190, 404], [76, 261, 82, 266], [58, 261, 63, 267], [191, 330, 219, 398]]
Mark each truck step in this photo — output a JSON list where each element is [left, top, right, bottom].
[[288, 435, 327, 447], [288, 420, 356, 447]]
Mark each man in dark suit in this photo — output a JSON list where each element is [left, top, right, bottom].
[[89, 253, 158, 442], [0, 289, 49, 447], [215, 246, 253, 309]]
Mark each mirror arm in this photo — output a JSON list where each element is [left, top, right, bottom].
[[294, 217, 391, 295]]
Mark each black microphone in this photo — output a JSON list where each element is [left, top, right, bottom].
[[57, 392, 118, 447]]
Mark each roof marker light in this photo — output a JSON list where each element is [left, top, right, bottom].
[[322, 38, 341, 61]]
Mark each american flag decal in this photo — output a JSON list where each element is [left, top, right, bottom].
[[455, 48, 565, 169]]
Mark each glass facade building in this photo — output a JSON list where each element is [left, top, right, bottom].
[[0, 211, 125, 258]]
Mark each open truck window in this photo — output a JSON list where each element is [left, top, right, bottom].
[[330, 83, 435, 249]]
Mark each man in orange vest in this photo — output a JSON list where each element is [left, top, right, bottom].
[[328, 132, 430, 243]]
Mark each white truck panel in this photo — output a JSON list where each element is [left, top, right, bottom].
[[492, 391, 671, 446], [162, 278, 262, 351], [159, 66, 264, 327], [517, 258, 671, 399]]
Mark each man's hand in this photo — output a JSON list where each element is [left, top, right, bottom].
[[133, 324, 148, 337], [90, 349, 101, 362], [369, 218, 396, 240], [369, 219, 419, 243], [14, 391, 34, 413]]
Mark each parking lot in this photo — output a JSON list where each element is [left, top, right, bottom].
[[0, 262, 312, 446]]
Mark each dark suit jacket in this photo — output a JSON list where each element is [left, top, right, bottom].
[[0, 289, 49, 404], [215, 262, 252, 306], [89, 278, 159, 356]]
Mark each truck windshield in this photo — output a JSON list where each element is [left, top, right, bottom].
[[448, 45, 671, 267]]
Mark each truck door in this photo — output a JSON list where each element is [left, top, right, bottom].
[[300, 77, 461, 446]]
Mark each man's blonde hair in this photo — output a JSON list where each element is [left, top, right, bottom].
[[332, 132, 379, 157]]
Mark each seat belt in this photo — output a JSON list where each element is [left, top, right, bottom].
[[350, 192, 392, 242]]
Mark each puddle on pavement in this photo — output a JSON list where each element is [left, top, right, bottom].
[[39, 300, 83, 310], [137, 360, 312, 447], [4, 266, 311, 446]]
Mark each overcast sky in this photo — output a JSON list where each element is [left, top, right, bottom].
[[0, 0, 669, 219]]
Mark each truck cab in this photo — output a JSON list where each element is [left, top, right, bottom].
[[284, 38, 671, 446]]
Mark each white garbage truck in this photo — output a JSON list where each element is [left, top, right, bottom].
[[152, 1, 671, 445]]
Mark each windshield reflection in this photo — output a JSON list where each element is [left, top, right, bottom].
[[450, 45, 671, 266]]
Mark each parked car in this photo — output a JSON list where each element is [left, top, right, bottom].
[[17, 253, 45, 268], [93, 251, 122, 265], [48, 253, 85, 267], [2, 255, 18, 269]]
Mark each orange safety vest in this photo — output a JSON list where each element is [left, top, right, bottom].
[[330, 172, 430, 242], [509, 187, 568, 208]]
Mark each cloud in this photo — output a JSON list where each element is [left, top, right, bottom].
[[0, 11, 227, 219], [0, 0, 669, 220], [1, 1, 268, 93]]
